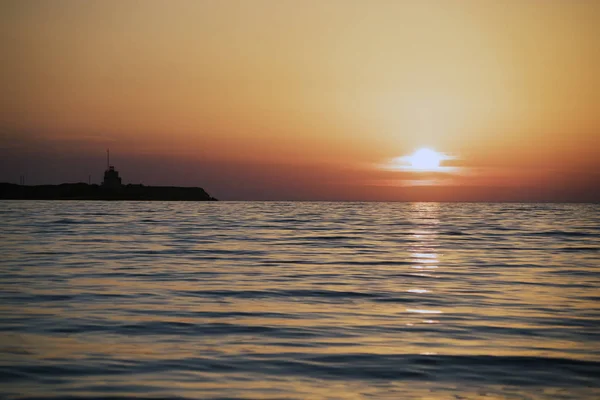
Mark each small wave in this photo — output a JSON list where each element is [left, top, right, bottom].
[[527, 230, 593, 237], [177, 288, 383, 300], [273, 353, 600, 384], [50, 218, 81, 225], [546, 269, 599, 277], [335, 260, 413, 266], [50, 218, 106, 225], [270, 218, 303, 223], [441, 230, 470, 236], [558, 246, 599, 252], [372, 297, 419, 304], [46, 320, 327, 338], [125, 309, 296, 320], [290, 235, 357, 241], [3, 354, 597, 387]]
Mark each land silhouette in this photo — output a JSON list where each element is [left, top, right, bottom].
[[1, 161, 217, 201]]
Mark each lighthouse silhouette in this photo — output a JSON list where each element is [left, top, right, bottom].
[[102, 149, 122, 189]]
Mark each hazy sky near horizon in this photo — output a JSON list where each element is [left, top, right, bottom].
[[1, 0, 599, 201]]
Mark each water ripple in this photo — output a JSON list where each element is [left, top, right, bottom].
[[0, 201, 599, 399]]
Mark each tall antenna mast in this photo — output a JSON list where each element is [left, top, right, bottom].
[[107, 148, 110, 169]]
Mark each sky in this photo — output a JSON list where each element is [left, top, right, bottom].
[[1, 0, 599, 201]]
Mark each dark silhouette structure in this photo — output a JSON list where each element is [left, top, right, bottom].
[[102, 149, 122, 188], [103, 166, 122, 188], [0, 151, 217, 201]]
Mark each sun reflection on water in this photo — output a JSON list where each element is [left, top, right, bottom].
[[407, 203, 443, 318]]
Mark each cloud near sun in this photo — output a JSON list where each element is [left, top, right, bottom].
[[382, 148, 459, 173]]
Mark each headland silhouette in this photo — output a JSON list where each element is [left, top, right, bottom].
[[1, 152, 217, 201]]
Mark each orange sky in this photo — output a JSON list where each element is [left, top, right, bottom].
[[1, 0, 599, 201]]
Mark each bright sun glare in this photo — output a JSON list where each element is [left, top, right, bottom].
[[382, 147, 456, 174], [407, 148, 444, 169]]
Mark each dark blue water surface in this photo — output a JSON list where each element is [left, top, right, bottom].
[[1, 201, 599, 399]]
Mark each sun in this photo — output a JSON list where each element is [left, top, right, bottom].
[[407, 148, 444, 169], [381, 147, 456, 173]]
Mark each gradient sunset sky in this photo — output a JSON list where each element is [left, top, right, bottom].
[[1, 0, 599, 201]]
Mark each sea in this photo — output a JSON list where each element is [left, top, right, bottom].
[[0, 201, 599, 399]]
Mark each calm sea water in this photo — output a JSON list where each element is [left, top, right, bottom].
[[0, 201, 599, 399]]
